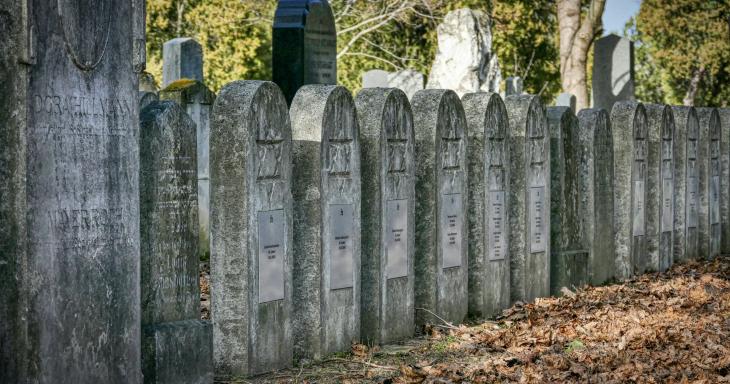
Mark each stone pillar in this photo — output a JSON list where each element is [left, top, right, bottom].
[[162, 37, 204, 88], [697, 108, 721, 259], [356, 88, 415, 345], [719, 109, 730, 254], [462, 92, 511, 318], [411, 89, 469, 327], [672, 107, 700, 262], [290, 85, 361, 360], [577, 109, 616, 285], [505, 77, 523, 96], [556, 93, 577, 113], [504, 95, 550, 302], [593, 34, 635, 112], [210, 81, 293, 376], [362, 69, 390, 88]]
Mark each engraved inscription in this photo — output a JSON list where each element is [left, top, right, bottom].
[[304, 28, 337, 84], [441, 193, 463, 268], [529, 187, 546, 253], [258, 210, 286, 303], [633, 180, 646, 236], [687, 176, 699, 228], [488, 191, 507, 261], [711, 176, 721, 225], [662, 179, 673, 233], [386, 199, 408, 279], [330, 204, 354, 289]]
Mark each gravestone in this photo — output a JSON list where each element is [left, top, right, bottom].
[[698, 108, 721, 259], [547, 107, 588, 295], [719, 109, 730, 254], [356, 88, 415, 344], [611, 101, 648, 278], [556, 93, 576, 112], [593, 34, 635, 112], [411, 89, 469, 327], [160, 80, 216, 262], [162, 38, 204, 88], [645, 104, 675, 272], [462, 92, 511, 318], [362, 69, 390, 88], [139, 101, 213, 384], [290, 85, 361, 359], [273, 0, 337, 105], [140, 91, 160, 110], [210, 81, 293, 376], [576, 109, 615, 285], [504, 95, 550, 302], [672, 107, 700, 262], [389, 69, 425, 100], [0, 1, 141, 382], [505, 77, 523, 96], [140, 71, 159, 92]]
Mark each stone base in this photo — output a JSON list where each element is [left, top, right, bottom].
[[550, 250, 589, 296], [142, 319, 213, 384]]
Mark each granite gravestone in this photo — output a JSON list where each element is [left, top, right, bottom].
[[505, 77, 523, 96], [547, 107, 588, 295], [389, 69, 425, 100], [356, 88, 415, 345], [577, 109, 616, 285], [290, 85, 361, 359], [210, 81, 293, 376], [672, 107, 701, 262], [645, 104, 675, 272], [719, 109, 730, 254], [139, 101, 213, 384], [273, 0, 337, 105], [162, 38, 204, 88], [593, 34, 635, 112], [698, 108, 721, 259], [362, 70, 390, 88], [504, 95, 550, 302], [411, 89, 469, 327], [611, 102, 648, 278], [462, 92, 511, 318], [556, 93, 577, 112], [0, 1, 141, 382]]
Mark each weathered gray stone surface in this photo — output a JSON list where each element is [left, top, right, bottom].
[[362, 69, 390, 88], [593, 34, 635, 112], [290, 85, 361, 359], [140, 91, 160, 110], [426, 9, 501, 97], [140, 71, 159, 92], [577, 109, 615, 285], [697, 108, 721, 259], [504, 95, 550, 302], [389, 69, 425, 100], [160, 80, 216, 262], [672, 107, 700, 262], [644, 104, 675, 272], [505, 77, 523, 96], [139, 101, 212, 384], [0, 1, 141, 382], [356, 88, 415, 344], [719, 109, 730, 254], [412, 89, 469, 327], [162, 37, 204, 88], [556, 93, 576, 112], [210, 81, 293, 375], [611, 102, 648, 279], [273, 0, 337, 105], [462, 92, 511, 318]]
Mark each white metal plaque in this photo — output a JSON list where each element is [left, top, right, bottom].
[[632, 180, 645, 236], [330, 204, 354, 290], [257, 210, 286, 303], [488, 191, 507, 261], [529, 186, 546, 253], [711, 175, 721, 225], [687, 176, 699, 228], [661, 178, 673, 233], [386, 199, 408, 279], [441, 193, 463, 268]]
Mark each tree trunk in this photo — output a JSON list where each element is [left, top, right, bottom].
[[683, 66, 705, 106]]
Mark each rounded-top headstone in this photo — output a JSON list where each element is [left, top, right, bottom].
[[697, 107, 721, 259], [163, 37, 204, 88]]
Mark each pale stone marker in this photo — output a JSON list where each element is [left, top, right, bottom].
[[698, 108, 722, 259], [505, 77, 523, 96], [356, 88, 415, 344], [719, 109, 730, 254], [411, 89, 469, 327], [389, 69, 425, 100], [210, 81, 293, 376], [362, 69, 390, 88], [645, 104, 675, 272], [576, 109, 616, 285], [556, 93, 577, 112], [0, 1, 141, 382], [162, 37, 204, 88], [462, 92, 511, 318], [139, 101, 213, 384], [672, 107, 700, 262], [611, 101, 648, 278], [593, 34, 635, 112], [290, 85, 361, 359], [504, 95, 550, 302]]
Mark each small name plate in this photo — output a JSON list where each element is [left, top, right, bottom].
[[330, 204, 354, 290], [632, 180, 645, 236], [441, 193, 463, 268], [386, 199, 408, 279], [711, 175, 721, 225], [661, 178, 673, 233], [687, 176, 699, 228], [529, 187, 546, 253], [258, 210, 286, 304], [488, 191, 507, 261]]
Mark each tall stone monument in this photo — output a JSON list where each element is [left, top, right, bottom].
[[719, 109, 730, 254], [698, 108, 722, 259], [290, 85, 361, 359], [273, 0, 337, 105], [0, 1, 142, 382], [162, 37, 204, 88], [504, 95, 550, 302], [411, 89, 469, 327], [593, 34, 635, 112], [139, 101, 213, 384], [576, 109, 615, 285], [210, 81, 293, 376], [672, 107, 701, 262], [356, 88, 415, 345], [462, 92, 511, 318]]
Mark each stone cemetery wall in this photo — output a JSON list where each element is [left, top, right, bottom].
[[672, 107, 701, 262], [139, 101, 213, 383], [462, 92, 511, 318], [697, 108, 722, 259], [290, 85, 361, 360], [412, 89, 469, 327], [720, 109, 730, 254], [210, 81, 293, 376], [356, 88, 416, 345], [593, 35, 635, 112], [576, 109, 615, 285]]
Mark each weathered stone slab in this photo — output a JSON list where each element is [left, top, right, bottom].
[[290, 85, 361, 359], [645, 104, 675, 271], [356, 88, 415, 344], [210, 81, 293, 376], [504, 95, 550, 302], [593, 34, 635, 112], [162, 37, 204, 88], [462, 92, 511, 318], [362, 69, 390, 88], [142, 320, 213, 384], [273, 0, 337, 105], [412, 89, 469, 327], [0, 1, 141, 382], [505, 77, 523, 96], [719, 109, 730, 254], [611, 101, 648, 278], [389, 69, 425, 100], [556, 93, 576, 112], [577, 109, 615, 285], [672, 107, 700, 262], [697, 108, 721, 259]]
